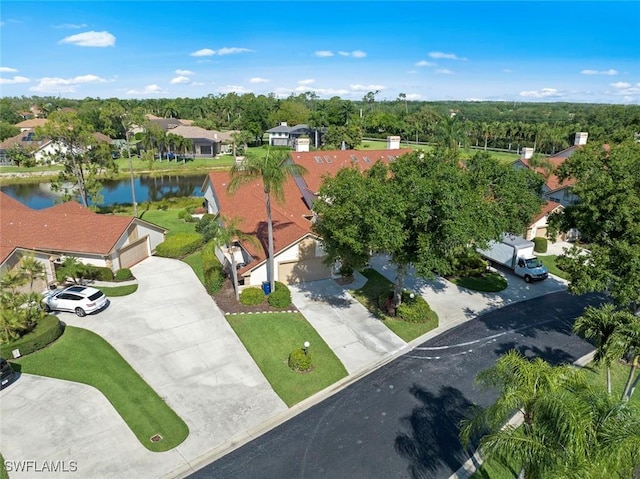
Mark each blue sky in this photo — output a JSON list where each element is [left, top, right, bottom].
[[1, 1, 639, 103]]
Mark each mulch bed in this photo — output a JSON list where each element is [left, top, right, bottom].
[[212, 279, 299, 315]]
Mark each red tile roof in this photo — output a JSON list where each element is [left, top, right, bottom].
[[291, 148, 413, 194], [518, 156, 576, 193], [0, 192, 136, 264], [531, 200, 563, 224], [205, 171, 314, 274]]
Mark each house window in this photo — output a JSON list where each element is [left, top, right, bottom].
[[363, 156, 371, 164], [314, 156, 323, 163], [324, 156, 333, 163], [200, 145, 212, 155], [350, 154, 358, 162]]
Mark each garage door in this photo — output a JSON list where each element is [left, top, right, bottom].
[[535, 227, 547, 238], [118, 236, 149, 268], [278, 258, 332, 284]]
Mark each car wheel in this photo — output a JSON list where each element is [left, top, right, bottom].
[[43, 304, 51, 313], [75, 307, 86, 317], [524, 275, 532, 283]]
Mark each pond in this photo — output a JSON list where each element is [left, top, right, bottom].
[[1, 174, 207, 210]]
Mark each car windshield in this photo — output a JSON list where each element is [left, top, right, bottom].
[[88, 291, 104, 301], [525, 258, 543, 269]]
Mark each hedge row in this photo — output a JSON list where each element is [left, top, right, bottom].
[[0, 315, 63, 358], [202, 241, 224, 294], [155, 233, 203, 258], [268, 281, 292, 308], [533, 237, 548, 253]]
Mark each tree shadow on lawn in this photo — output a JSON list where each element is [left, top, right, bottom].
[[395, 384, 474, 479]]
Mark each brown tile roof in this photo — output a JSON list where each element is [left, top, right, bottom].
[[0, 192, 136, 264], [0, 130, 50, 151], [15, 118, 48, 129], [518, 156, 576, 193], [531, 200, 563, 224], [290, 148, 413, 194], [205, 171, 313, 274]]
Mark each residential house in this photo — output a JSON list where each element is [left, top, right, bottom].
[[0, 192, 166, 289], [169, 125, 238, 157], [15, 118, 48, 132], [525, 200, 564, 241], [266, 123, 324, 148], [201, 141, 412, 286]]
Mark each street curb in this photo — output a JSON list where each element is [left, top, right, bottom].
[[448, 350, 597, 479]]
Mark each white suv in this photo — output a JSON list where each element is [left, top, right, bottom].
[[42, 285, 108, 317]]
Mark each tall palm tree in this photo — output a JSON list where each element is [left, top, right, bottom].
[[611, 318, 640, 401], [227, 150, 307, 292], [435, 116, 467, 159], [574, 303, 633, 394], [460, 350, 585, 479]]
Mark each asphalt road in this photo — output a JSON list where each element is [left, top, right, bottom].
[[188, 291, 604, 479]]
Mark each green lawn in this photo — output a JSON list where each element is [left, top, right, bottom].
[[96, 284, 138, 296], [450, 272, 508, 292], [536, 255, 569, 279], [138, 208, 198, 236], [0, 454, 7, 479], [12, 326, 189, 452], [183, 250, 205, 284], [351, 268, 439, 342], [226, 312, 348, 406]]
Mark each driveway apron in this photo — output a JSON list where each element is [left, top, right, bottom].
[[289, 279, 406, 375]]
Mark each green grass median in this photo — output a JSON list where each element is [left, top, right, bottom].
[[12, 326, 189, 452], [226, 312, 347, 406]]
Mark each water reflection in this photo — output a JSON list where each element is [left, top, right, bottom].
[[1, 174, 206, 210]]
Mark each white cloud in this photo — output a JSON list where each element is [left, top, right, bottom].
[[338, 51, 349, 56], [609, 81, 640, 95], [429, 51, 466, 61], [415, 60, 435, 67], [405, 93, 422, 100], [249, 77, 269, 83], [59, 31, 115, 47], [611, 81, 631, 88], [519, 87, 564, 98], [350, 84, 385, 91], [191, 48, 215, 57], [330, 50, 366, 58], [175, 69, 194, 76], [216, 84, 252, 94], [436, 69, 454, 75], [351, 50, 367, 58], [54, 23, 88, 29], [0, 76, 30, 84], [30, 74, 107, 92], [190, 47, 252, 57], [503, 69, 513, 73], [298, 79, 315, 85], [126, 84, 166, 95], [0, 67, 18, 72], [581, 69, 618, 76], [170, 76, 190, 84], [191, 82, 205, 87], [315, 50, 334, 57]]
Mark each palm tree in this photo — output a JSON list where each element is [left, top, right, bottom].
[[435, 116, 467, 159], [227, 149, 307, 292], [214, 216, 259, 301], [611, 318, 640, 401], [573, 303, 633, 394], [19, 254, 45, 292], [460, 350, 585, 479]]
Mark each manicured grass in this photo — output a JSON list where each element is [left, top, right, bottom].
[[537, 255, 569, 279], [351, 268, 439, 342], [226, 312, 348, 406], [138, 208, 198, 236], [471, 458, 518, 479], [0, 454, 8, 479], [183, 250, 205, 284], [12, 326, 189, 452], [584, 360, 639, 404], [450, 272, 508, 292], [97, 284, 138, 296]]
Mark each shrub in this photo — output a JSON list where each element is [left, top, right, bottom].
[[155, 233, 203, 258], [115, 268, 134, 281], [0, 315, 63, 358], [240, 287, 265, 306], [533, 236, 548, 253], [452, 252, 487, 277], [201, 241, 224, 294], [268, 281, 292, 308], [84, 265, 114, 282], [288, 348, 312, 372], [396, 291, 434, 323], [195, 214, 220, 242]]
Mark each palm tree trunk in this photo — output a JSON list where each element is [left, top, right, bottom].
[[265, 192, 275, 293], [127, 139, 138, 217], [230, 244, 240, 301], [623, 354, 638, 401], [607, 366, 612, 395], [393, 263, 406, 307]]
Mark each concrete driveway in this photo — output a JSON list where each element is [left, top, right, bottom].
[[0, 257, 286, 478], [290, 278, 406, 375]]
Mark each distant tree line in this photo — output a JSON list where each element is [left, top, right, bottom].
[[1, 94, 639, 154]]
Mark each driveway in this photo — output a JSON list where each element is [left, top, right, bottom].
[[290, 278, 406, 375], [0, 257, 287, 478]]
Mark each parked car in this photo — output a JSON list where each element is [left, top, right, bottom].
[[42, 285, 108, 317], [1, 358, 15, 389]]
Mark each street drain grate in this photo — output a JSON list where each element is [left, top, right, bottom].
[[150, 434, 163, 443]]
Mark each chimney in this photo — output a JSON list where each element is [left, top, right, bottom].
[[521, 147, 534, 160], [574, 132, 588, 146], [280, 122, 288, 127], [295, 137, 310, 152], [386, 135, 401, 150]]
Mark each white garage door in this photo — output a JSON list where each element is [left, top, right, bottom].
[[118, 236, 149, 268], [278, 258, 332, 284]]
